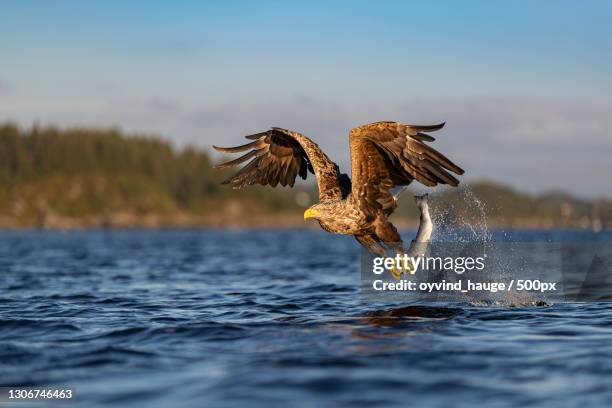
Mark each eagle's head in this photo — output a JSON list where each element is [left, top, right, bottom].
[[303, 202, 336, 222]]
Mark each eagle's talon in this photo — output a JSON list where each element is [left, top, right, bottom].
[[389, 256, 415, 279], [390, 264, 402, 280], [390, 263, 406, 280]]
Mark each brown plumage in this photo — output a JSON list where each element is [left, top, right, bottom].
[[213, 121, 464, 257]]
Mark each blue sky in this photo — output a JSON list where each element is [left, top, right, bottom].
[[1, 1, 611, 197]]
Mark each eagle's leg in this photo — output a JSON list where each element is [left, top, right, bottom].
[[355, 234, 387, 257], [373, 220, 406, 279], [355, 234, 403, 280]]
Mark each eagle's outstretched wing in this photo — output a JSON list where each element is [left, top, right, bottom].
[[214, 128, 346, 201], [349, 121, 464, 212]]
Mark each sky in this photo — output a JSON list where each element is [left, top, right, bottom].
[[0, 0, 611, 197]]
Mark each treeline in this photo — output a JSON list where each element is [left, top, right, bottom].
[[0, 122, 609, 229], [0, 123, 300, 228], [0, 123, 215, 204]]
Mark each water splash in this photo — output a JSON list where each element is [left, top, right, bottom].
[[429, 185, 491, 244], [427, 185, 544, 307]]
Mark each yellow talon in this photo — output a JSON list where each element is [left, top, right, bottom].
[[389, 257, 416, 279], [390, 264, 402, 280]]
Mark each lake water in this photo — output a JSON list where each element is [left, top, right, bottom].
[[1, 230, 612, 407]]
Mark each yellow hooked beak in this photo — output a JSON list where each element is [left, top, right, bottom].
[[303, 208, 319, 220]]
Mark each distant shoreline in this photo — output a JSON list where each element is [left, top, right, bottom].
[[0, 215, 607, 232]]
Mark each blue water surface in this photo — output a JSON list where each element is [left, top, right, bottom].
[[1, 230, 612, 407]]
